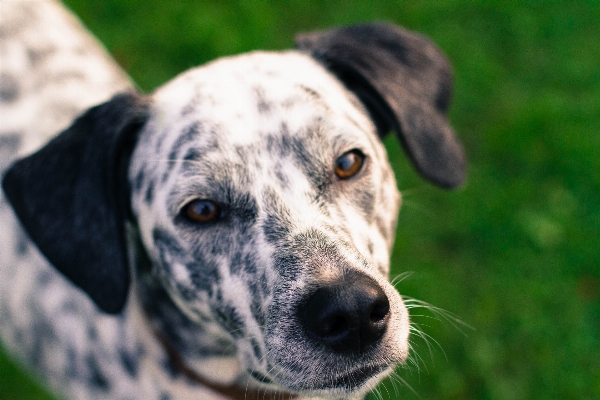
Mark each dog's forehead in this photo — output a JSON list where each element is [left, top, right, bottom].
[[131, 50, 391, 227], [149, 50, 374, 148]]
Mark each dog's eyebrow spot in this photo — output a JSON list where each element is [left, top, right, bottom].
[[296, 84, 331, 113], [181, 134, 221, 163], [264, 124, 332, 201], [298, 84, 321, 100], [253, 86, 272, 114], [167, 123, 202, 167]]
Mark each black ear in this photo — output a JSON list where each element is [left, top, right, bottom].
[[296, 22, 466, 188], [2, 92, 149, 313]]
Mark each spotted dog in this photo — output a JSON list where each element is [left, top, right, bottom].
[[0, 1, 465, 399]]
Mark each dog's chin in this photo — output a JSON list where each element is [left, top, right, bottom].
[[249, 363, 394, 399]]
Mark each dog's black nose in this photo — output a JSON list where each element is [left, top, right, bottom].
[[299, 272, 390, 354]]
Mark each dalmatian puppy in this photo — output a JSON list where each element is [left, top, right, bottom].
[[0, 1, 465, 399]]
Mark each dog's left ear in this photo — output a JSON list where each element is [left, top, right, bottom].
[[2, 92, 149, 314], [296, 22, 466, 188]]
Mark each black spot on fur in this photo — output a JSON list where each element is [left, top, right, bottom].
[[351, 186, 375, 221], [87, 355, 110, 391], [152, 228, 217, 295], [243, 251, 258, 275], [182, 147, 202, 163], [36, 269, 52, 286], [266, 124, 332, 201], [144, 178, 155, 204], [188, 266, 220, 297], [290, 134, 331, 200], [0, 73, 19, 102], [133, 168, 146, 192], [153, 228, 185, 259], [273, 164, 290, 188], [298, 84, 322, 101], [249, 370, 273, 384], [375, 216, 390, 241], [250, 338, 262, 360], [254, 86, 272, 114], [27, 47, 55, 66], [262, 188, 292, 245], [119, 348, 138, 378], [15, 230, 29, 256], [214, 303, 245, 335], [66, 346, 77, 377], [179, 89, 203, 118], [251, 296, 266, 328], [167, 123, 201, 169], [229, 251, 244, 276], [266, 123, 292, 158], [162, 356, 182, 379]]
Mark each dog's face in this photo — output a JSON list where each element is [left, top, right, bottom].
[[3, 23, 465, 399], [129, 51, 407, 396]]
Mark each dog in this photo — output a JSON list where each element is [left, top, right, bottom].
[[0, 1, 465, 399]]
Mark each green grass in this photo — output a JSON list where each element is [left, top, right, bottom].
[[1, 1, 599, 399]]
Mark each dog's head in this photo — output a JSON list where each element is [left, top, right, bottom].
[[3, 23, 464, 398]]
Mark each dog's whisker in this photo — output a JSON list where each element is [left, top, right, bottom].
[[390, 270, 414, 287], [408, 339, 431, 372], [406, 339, 428, 372], [371, 385, 384, 400], [411, 322, 447, 362], [403, 296, 474, 335], [388, 370, 422, 399]]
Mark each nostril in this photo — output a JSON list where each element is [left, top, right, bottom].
[[370, 298, 390, 323]]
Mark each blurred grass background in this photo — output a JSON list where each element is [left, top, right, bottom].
[[1, 1, 599, 399]]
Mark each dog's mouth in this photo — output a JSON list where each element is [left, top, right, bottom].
[[249, 363, 390, 393], [326, 363, 390, 389]]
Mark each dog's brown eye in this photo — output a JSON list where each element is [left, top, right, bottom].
[[334, 149, 364, 179], [184, 199, 220, 223]]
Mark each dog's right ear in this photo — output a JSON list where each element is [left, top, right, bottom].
[[2, 92, 149, 314]]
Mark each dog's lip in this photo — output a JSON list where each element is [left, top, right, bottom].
[[251, 363, 390, 393], [289, 363, 390, 392], [326, 363, 390, 389]]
